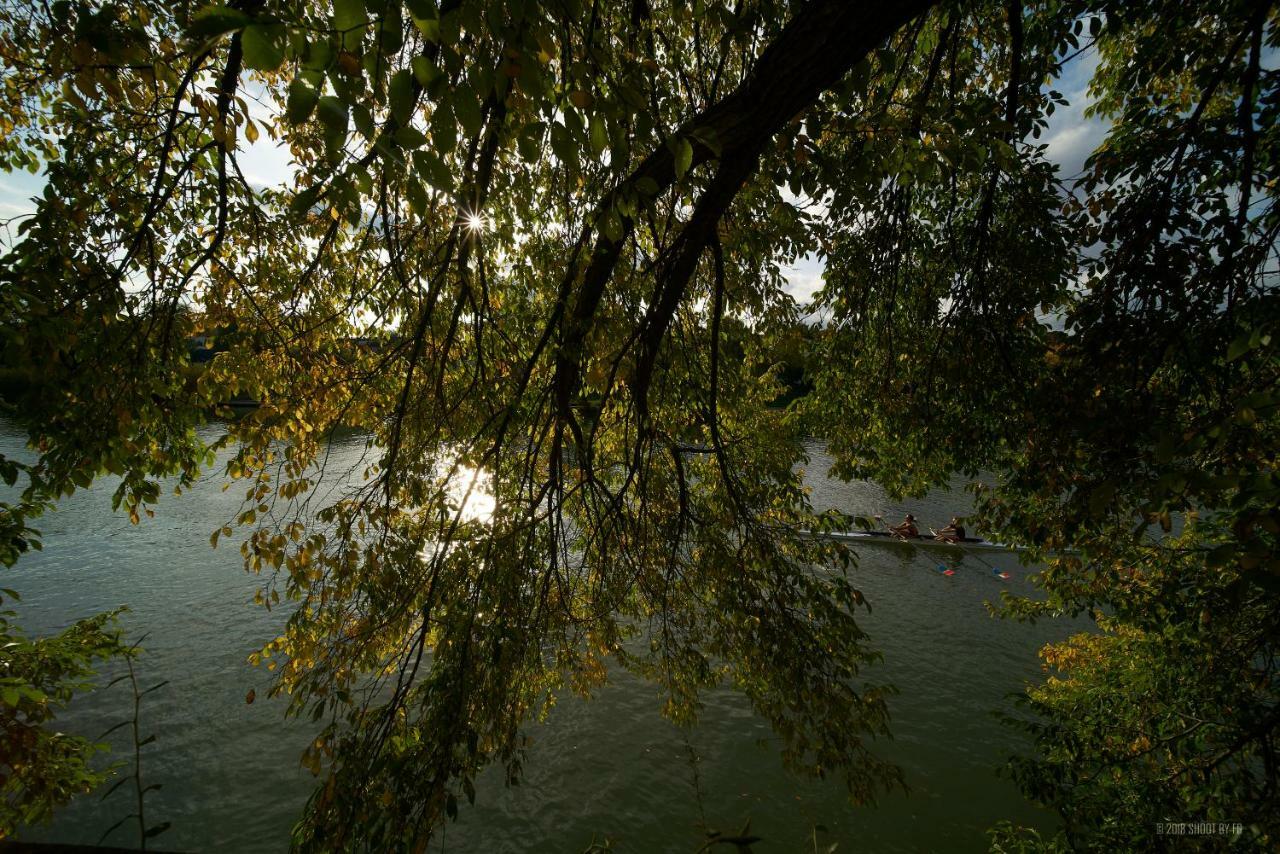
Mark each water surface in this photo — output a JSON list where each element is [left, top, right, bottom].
[[4, 419, 1083, 852]]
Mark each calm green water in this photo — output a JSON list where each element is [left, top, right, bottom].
[[4, 417, 1083, 852]]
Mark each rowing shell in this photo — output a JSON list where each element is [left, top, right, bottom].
[[812, 529, 1025, 554]]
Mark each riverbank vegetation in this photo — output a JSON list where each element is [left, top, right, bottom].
[[1, 0, 1276, 849]]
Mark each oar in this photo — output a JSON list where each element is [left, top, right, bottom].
[[876, 514, 958, 575], [930, 527, 1011, 580]]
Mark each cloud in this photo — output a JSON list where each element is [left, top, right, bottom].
[[1041, 96, 1110, 181], [237, 136, 299, 191], [1040, 49, 1110, 181], [0, 174, 40, 226], [782, 255, 825, 305], [0, 170, 43, 204]]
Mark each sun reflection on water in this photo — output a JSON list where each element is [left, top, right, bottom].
[[417, 464, 495, 564], [450, 464, 496, 523]]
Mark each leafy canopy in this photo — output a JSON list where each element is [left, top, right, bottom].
[[0, 0, 1276, 848]]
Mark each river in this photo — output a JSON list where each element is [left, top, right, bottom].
[[4, 417, 1084, 852]]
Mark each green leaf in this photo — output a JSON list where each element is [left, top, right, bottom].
[[144, 822, 172, 839], [411, 55, 439, 88], [1227, 332, 1253, 362], [635, 176, 660, 197], [405, 0, 435, 18], [189, 5, 251, 40], [241, 24, 285, 71], [388, 69, 415, 126], [333, 0, 369, 50], [352, 102, 375, 139], [317, 95, 349, 136], [453, 89, 483, 137], [431, 105, 457, 153], [413, 16, 441, 43], [405, 178, 429, 216], [601, 209, 623, 243], [673, 136, 693, 179], [290, 183, 323, 216], [286, 79, 319, 124], [394, 125, 428, 149], [377, 3, 404, 53], [302, 38, 334, 71], [414, 150, 453, 192], [550, 123, 577, 169], [517, 122, 544, 163], [589, 116, 607, 158]]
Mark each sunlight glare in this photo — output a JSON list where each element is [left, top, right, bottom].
[[453, 465, 496, 523], [417, 464, 496, 564]]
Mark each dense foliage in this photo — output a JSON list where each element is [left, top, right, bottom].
[[0, 597, 127, 837], [0, 0, 1275, 849], [804, 2, 1280, 847]]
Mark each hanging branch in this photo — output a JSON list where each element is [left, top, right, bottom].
[[96, 635, 169, 850]]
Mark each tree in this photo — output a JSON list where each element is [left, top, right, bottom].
[[0, 0, 1275, 849], [806, 0, 1280, 847], [0, 599, 128, 838]]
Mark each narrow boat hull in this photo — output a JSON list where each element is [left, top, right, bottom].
[[814, 529, 1022, 554]]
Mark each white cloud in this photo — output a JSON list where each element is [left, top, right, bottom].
[[1040, 49, 1110, 181], [237, 139, 299, 191], [1041, 95, 1110, 181], [782, 254, 825, 304]]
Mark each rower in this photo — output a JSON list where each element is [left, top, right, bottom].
[[934, 516, 966, 543], [888, 513, 919, 539]]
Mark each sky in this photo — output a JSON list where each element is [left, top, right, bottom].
[[0, 168, 43, 244], [0, 43, 1109, 305]]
